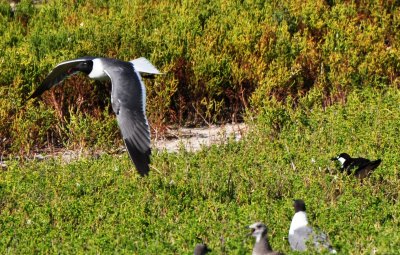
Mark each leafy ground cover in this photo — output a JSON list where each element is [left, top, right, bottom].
[[1, 88, 399, 254], [1, 0, 400, 154], [1, 1, 399, 254]]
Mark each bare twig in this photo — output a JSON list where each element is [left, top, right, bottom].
[[191, 103, 211, 127], [285, 144, 296, 171], [150, 165, 162, 175]]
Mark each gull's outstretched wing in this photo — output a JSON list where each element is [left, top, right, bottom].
[[28, 56, 96, 99], [103, 58, 151, 176]]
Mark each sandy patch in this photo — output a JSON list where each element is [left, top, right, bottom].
[[153, 123, 248, 153], [0, 123, 248, 167]]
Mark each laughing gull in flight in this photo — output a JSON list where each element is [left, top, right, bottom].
[[193, 243, 211, 255], [28, 57, 161, 176], [331, 152, 382, 179], [248, 222, 284, 255], [288, 200, 336, 253]]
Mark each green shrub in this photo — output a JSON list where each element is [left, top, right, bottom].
[[1, 88, 399, 254], [1, 0, 399, 155]]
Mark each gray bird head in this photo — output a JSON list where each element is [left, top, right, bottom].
[[248, 222, 268, 239], [194, 243, 211, 255]]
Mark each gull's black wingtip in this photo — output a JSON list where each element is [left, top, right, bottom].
[[137, 163, 150, 177], [21, 88, 43, 108], [27, 91, 39, 100], [134, 148, 151, 177], [124, 138, 151, 177], [27, 84, 48, 101]]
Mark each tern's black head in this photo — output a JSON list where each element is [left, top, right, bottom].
[[68, 60, 93, 75], [338, 153, 351, 160], [331, 152, 351, 161], [293, 199, 306, 212]]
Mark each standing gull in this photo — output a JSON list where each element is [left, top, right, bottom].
[[288, 199, 336, 253], [331, 152, 382, 179], [248, 222, 284, 255], [28, 57, 161, 176]]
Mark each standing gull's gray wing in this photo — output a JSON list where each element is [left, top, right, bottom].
[[103, 59, 151, 176], [290, 226, 336, 253], [289, 225, 313, 251], [28, 57, 96, 99]]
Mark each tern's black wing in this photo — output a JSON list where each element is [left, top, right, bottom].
[[28, 57, 96, 99], [103, 59, 151, 176], [348, 157, 370, 170], [355, 159, 382, 179]]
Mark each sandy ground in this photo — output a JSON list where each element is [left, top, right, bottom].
[[153, 123, 248, 153], [0, 123, 248, 168]]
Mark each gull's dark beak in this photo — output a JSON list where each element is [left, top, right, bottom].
[[247, 226, 255, 236]]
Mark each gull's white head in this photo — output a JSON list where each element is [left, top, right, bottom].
[[88, 58, 107, 79]]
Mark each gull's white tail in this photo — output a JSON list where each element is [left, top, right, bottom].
[[130, 57, 161, 74]]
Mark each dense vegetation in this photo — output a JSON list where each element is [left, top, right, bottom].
[[0, 1, 399, 254], [1, 87, 399, 254], [1, 0, 399, 154]]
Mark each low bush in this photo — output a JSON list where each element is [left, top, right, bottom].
[[0, 88, 399, 254], [1, 0, 399, 156]]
